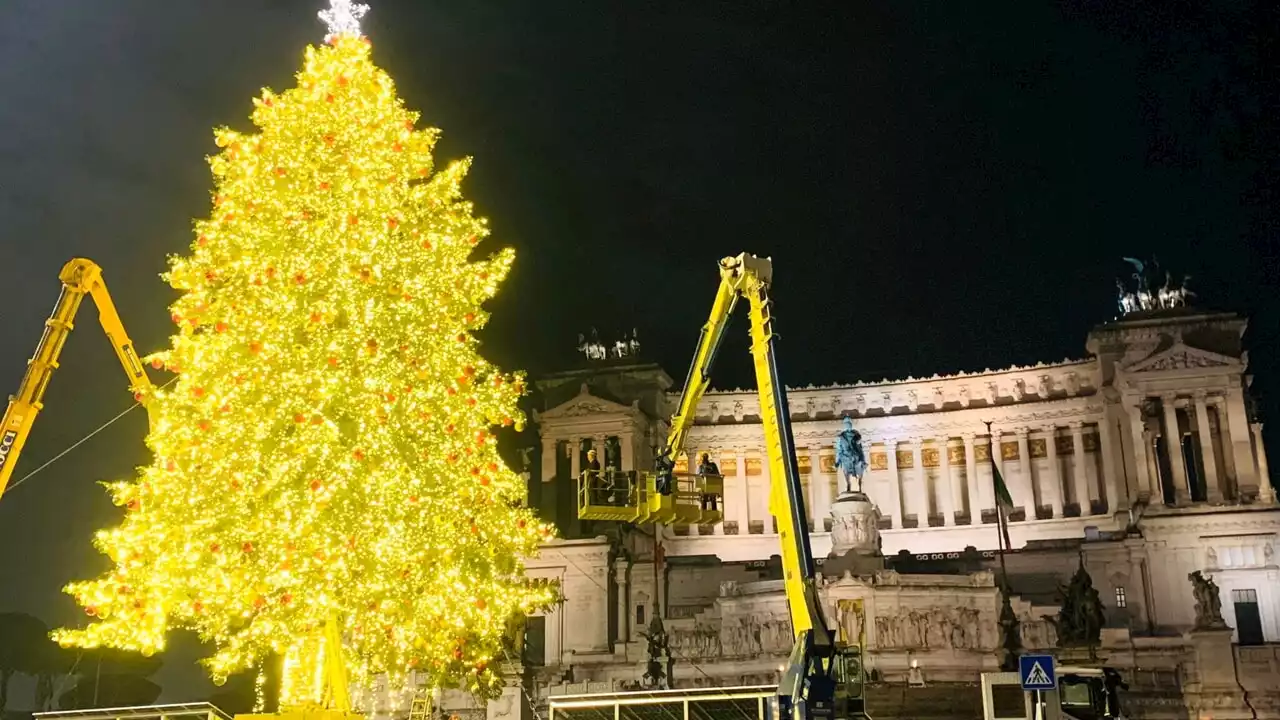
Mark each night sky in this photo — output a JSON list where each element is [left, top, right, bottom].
[[1, 0, 1276, 703]]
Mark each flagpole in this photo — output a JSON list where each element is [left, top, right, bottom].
[[985, 420, 1022, 671]]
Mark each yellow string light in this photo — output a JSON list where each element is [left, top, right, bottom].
[[52, 32, 558, 701]]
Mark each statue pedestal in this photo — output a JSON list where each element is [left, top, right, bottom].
[[487, 663, 531, 720], [1183, 628, 1253, 720], [824, 492, 885, 577]]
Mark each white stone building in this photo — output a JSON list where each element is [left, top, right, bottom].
[[500, 307, 1280, 716], [362, 307, 1280, 720]]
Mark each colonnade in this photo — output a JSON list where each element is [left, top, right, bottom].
[[690, 422, 1121, 534], [1126, 390, 1274, 505], [540, 432, 637, 486]]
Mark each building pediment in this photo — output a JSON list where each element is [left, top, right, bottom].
[[541, 384, 639, 419], [1122, 342, 1239, 374]]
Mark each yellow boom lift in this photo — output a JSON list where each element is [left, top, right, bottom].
[[577, 253, 865, 720], [0, 259, 155, 497], [1, 259, 357, 720]]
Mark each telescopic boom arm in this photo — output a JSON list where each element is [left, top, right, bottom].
[[661, 253, 839, 720], [0, 259, 155, 498]]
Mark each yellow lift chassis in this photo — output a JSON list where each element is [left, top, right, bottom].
[[0, 259, 156, 498], [578, 253, 863, 720]]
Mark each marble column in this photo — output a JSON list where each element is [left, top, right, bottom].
[[911, 439, 926, 524], [541, 436, 558, 483], [1069, 422, 1092, 515], [1044, 425, 1063, 518], [614, 557, 631, 642], [1226, 388, 1259, 492], [755, 452, 772, 533], [1193, 393, 1222, 503], [938, 437, 956, 525], [1213, 398, 1238, 491], [1126, 399, 1153, 502], [810, 445, 831, 532], [1016, 428, 1034, 515], [735, 447, 750, 534], [595, 434, 609, 469], [1160, 395, 1189, 504], [619, 431, 635, 472], [963, 433, 980, 521], [570, 438, 582, 480], [885, 438, 902, 528], [1252, 423, 1274, 504], [1099, 415, 1123, 511]]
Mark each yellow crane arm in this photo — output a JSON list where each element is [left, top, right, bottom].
[[662, 253, 836, 720], [0, 259, 155, 498], [660, 259, 743, 461]]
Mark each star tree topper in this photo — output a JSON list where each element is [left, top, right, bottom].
[[319, 0, 370, 41]]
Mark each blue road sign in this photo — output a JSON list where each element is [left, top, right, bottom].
[[1019, 654, 1056, 690]]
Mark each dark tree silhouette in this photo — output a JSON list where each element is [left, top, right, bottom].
[[0, 613, 53, 712], [57, 675, 161, 710], [56, 648, 163, 710]]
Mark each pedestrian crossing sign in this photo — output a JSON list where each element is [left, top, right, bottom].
[[1019, 654, 1056, 690]]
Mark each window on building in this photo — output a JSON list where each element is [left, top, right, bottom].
[[636, 604, 645, 626], [1114, 586, 1127, 609], [1232, 589, 1265, 646]]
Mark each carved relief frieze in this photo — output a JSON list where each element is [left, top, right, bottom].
[[716, 615, 794, 658], [819, 453, 837, 473], [1030, 438, 1047, 459], [948, 444, 966, 464], [1001, 442, 1020, 461], [896, 450, 915, 469], [1122, 342, 1239, 374], [922, 447, 941, 469], [869, 451, 888, 471], [974, 442, 991, 462], [871, 607, 993, 651], [1055, 435, 1074, 455], [1065, 372, 1080, 395], [746, 457, 763, 476]]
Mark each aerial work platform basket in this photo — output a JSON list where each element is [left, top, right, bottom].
[[577, 470, 723, 525]]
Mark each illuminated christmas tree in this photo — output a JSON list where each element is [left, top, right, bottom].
[[54, 0, 557, 703]]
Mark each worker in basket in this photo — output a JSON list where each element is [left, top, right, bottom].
[[696, 452, 720, 511]]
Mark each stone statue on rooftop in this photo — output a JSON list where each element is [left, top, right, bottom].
[[1117, 257, 1193, 314]]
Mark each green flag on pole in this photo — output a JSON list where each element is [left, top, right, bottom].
[[992, 457, 1013, 551]]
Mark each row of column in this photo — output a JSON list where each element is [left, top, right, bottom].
[[540, 433, 637, 483], [1127, 390, 1274, 505], [690, 422, 1122, 534], [870, 423, 1118, 527]]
